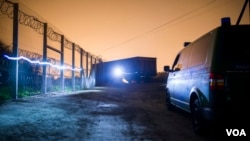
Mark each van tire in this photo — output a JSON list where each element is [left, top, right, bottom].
[[166, 91, 174, 111], [191, 99, 205, 135]]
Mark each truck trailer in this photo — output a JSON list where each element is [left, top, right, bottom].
[[94, 56, 157, 85]]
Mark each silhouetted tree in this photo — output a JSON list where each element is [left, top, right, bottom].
[[0, 40, 11, 56], [0, 40, 11, 86]]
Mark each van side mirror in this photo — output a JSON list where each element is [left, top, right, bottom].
[[174, 68, 180, 71], [164, 66, 170, 72]]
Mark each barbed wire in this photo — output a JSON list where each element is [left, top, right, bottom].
[[18, 49, 79, 77], [64, 38, 73, 50], [75, 44, 83, 53], [47, 26, 62, 43], [0, 0, 100, 61], [0, 0, 13, 18], [19, 48, 57, 65], [18, 10, 44, 34]]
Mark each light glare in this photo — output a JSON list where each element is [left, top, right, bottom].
[[4, 55, 81, 72], [113, 66, 123, 77]]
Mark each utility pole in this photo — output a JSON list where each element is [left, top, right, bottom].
[[236, 0, 250, 25]]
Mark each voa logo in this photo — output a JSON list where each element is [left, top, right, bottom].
[[226, 129, 246, 136]]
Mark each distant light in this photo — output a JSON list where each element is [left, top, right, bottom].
[[113, 66, 124, 77], [122, 78, 129, 84], [4, 55, 81, 72]]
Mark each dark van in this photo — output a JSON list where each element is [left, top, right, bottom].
[[164, 17, 250, 134]]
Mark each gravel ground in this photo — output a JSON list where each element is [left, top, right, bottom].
[[0, 82, 245, 141]]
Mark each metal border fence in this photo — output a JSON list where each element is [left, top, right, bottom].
[[0, 0, 102, 100]]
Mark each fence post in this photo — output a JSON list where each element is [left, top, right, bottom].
[[80, 49, 84, 90], [60, 35, 64, 92], [12, 3, 19, 100], [86, 52, 89, 78], [42, 23, 47, 94], [90, 55, 93, 87], [86, 52, 89, 88], [72, 43, 75, 91]]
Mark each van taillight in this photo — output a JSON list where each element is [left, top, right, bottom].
[[209, 73, 224, 90]]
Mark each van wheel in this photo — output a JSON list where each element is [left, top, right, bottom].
[[166, 91, 174, 111], [191, 99, 205, 134]]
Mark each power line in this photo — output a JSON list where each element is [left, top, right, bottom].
[[98, 0, 216, 54]]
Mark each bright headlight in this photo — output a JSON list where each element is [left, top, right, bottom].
[[113, 66, 123, 77]]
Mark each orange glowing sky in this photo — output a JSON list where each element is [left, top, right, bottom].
[[16, 0, 249, 72]]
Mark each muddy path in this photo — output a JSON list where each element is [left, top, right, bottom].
[[0, 83, 223, 141]]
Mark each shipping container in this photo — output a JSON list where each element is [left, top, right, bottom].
[[94, 56, 157, 85]]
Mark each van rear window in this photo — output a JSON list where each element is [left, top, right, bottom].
[[219, 25, 250, 70]]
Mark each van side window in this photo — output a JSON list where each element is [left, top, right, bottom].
[[172, 54, 180, 71], [172, 49, 191, 71], [188, 34, 211, 67], [178, 46, 191, 70], [172, 47, 192, 71]]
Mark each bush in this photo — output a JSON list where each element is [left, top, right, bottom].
[[0, 86, 12, 101]]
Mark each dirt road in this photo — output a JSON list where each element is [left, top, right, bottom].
[[0, 83, 228, 141]]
